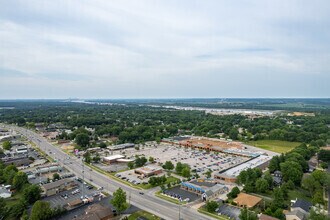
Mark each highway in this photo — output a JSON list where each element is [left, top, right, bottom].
[[2, 124, 212, 220]]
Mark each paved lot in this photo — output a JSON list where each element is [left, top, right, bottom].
[[217, 204, 241, 220], [122, 143, 249, 178], [163, 186, 200, 202], [43, 181, 99, 208], [116, 167, 165, 185], [96, 163, 128, 172]]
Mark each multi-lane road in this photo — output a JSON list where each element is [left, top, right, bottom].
[[2, 124, 212, 220]]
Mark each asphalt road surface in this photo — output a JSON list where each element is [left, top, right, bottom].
[[2, 124, 212, 220]]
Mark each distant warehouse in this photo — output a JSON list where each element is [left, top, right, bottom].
[[107, 143, 135, 151]]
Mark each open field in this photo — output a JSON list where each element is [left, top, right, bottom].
[[128, 210, 161, 220], [245, 140, 301, 153]]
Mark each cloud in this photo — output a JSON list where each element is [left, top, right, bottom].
[[0, 0, 329, 98]]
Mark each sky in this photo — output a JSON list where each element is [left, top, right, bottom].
[[0, 0, 330, 99]]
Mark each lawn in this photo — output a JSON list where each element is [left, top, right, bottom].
[[5, 191, 23, 207], [139, 176, 179, 189], [288, 188, 312, 202], [128, 210, 160, 220], [245, 140, 301, 153]]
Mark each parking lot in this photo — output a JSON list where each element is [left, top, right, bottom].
[[43, 180, 100, 208], [217, 204, 241, 220], [162, 185, 200, 202], [115, 168, 161, 185], [122, 143, 249, 178], [96, 163, 128, 173]]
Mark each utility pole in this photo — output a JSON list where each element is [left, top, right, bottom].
[[178, 205, 181, 220]]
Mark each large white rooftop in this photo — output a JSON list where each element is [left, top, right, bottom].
[[103, 155, 125, 161], [222, 155, 272, 177]]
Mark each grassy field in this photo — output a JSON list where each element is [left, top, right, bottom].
[[245, 140, 301, 153], [128, 210, 160, 220], [288, 188, 312, 202]]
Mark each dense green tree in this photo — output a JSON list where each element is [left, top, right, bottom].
[[239, 208, 257, 220], [127, 161, 134, 169], [320, 162, 328, 169], [12, 171, 28, 190], [181, 167, 191, 178], [282, 180, 295, 191], [311, 170, 329, 187], [135, 157, 147, 167], [227, 186, 240, 199], [0, 198, 7, 219], [149, 156, 155, 163], [175, 163, 190, 176], [93, 154, 101, 163], [318, 150, 330, 162], [10, 199, 27, 219], [149, 176, 166, 186], [99, 142, 107, 148], [30, 201, 53, 220], [312, 190, 325, 205], [272, 188, 285, 209], [2, 141, 11, 150], [302, 175, 320, 197], [162, 161, 174, 170], [229, 128, 239, 140], [264, 172, 274, 187], [205, 200, 219, 212], [273, 208, 285, 220], [205, 169, 212, 179], [58, 131, 68, 140], [175, 162, 184, 174], [3, 164, 17, 184], [83, 152, 92, 164], [110, 188, 127, 214], [23, 184, 41, 204], [285, 152, 308, 171], [244, 181, 255, 193], [280, 161, 303, 185], [256, 178, 269, 193], [53, 173, 60, 181], [75, 133, 90, 148]]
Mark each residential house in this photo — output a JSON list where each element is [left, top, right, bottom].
[[285, 199, 312, 220], [76, 203, 114, 220], [273, 170, 283, 186]]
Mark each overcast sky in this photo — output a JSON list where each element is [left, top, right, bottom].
[[0, 0, 329, 99]]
